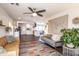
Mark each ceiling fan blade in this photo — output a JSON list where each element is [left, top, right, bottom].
[[23, 12, 32, 14], [37, 13, 43, 17], [28, 7, 34, 13], [36, 10, 46, 13]]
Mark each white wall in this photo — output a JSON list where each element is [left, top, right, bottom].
[[48, 7, 79, 29], [48, 15, 68, 34], [0, 7, 13, 26], [68, 8, 79, 28], [0, 7, 13, 37]]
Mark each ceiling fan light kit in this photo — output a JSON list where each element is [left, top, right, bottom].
[[23, 7, 46, 17], [32, 13, 37, 17]]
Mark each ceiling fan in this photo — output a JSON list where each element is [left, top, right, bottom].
[[23, 7, 46, 17]]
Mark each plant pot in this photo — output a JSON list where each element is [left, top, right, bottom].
[[66, 43, 74, 48]]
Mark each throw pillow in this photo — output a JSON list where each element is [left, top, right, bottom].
[[52, 34, 61, 42]]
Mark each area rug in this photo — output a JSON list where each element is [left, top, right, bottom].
[[19, 40, 62, 56]]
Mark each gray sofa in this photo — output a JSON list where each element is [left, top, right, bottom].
[[41, 34, 62, 48]]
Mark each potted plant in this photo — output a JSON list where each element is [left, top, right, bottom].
[[5, 27, 12, 35], [60, 28, 79, 48], [5, 27, 14, 43]]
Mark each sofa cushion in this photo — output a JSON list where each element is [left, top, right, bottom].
[[0, 37, 7, 47]]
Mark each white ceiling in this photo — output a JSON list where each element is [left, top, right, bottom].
[[0, 3, 79, 22]]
